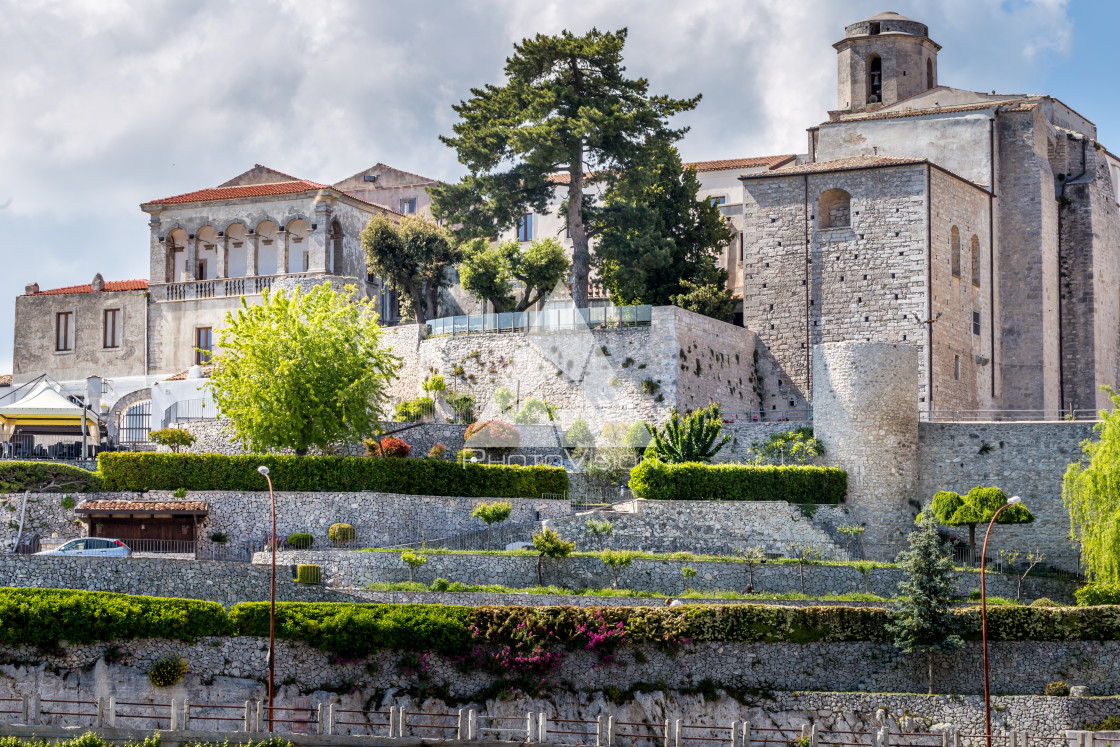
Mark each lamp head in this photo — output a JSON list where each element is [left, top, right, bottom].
[[1008, 496, 1021, 505], [257, 466, 270, 476]]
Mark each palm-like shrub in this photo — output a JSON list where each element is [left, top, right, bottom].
[[647, 404, 731, 463]]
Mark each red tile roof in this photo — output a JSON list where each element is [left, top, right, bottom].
[[687, 155, 796, 172], [77, 500, 210, 513], [745, 155, 926, 177], [144, 180, 329, 206], [165, 366, 213, 381], [27, 279, 149, 296]]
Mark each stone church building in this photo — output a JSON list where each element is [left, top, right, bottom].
[[7, 11, 1120, 443]]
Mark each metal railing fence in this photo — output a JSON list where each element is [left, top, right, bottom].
[[161, 398, 221, 429], [920, 409, 1100, 422], [424, 305, 652, 338]]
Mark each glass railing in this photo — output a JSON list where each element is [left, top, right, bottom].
[[424, 305, 652, 338]]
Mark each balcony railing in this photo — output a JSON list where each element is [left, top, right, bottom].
[[153, 272, 351, 302], [425, 305, 652, 338], [161, 398, 220, 429]]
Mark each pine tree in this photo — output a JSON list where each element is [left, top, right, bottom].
[[887, 515, 963, 694]]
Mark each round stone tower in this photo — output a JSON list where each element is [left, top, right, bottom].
[[812, 341, 920, 552], [834, 11, 941, 114]]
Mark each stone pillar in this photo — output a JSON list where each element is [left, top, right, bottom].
[[280, 230, 290, 276], [247, 234, 259, 276], [186, 235, 198, 281], [812, 341, 920, 553], [308, 203, 331, 273], [217, 237, 228, 278], [149, 216, 167, 284]]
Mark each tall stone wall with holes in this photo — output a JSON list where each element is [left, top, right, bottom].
[[916, 421, 1095, 572], [812, 341, 920, 552], [929, 167, 994, 411], [379, 306, 762, 436]]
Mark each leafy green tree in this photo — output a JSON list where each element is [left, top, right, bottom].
[[600, 548, 634, 589], [458, 239, 514, 312], [887, 516, 964, 694], [585, 518, 614, 550], [925, 486, 1034, 560], [624, 421, 653, 457], [595, 138, 736, 317], [147, 428, 196, 453], [503, 238, 570, 311], [532, 527, 574, 586], [514, 397, 556, 424], [430, 27, 699, 308], [1064, 388, 1120, 583], [563, 417, 595, 450], [400, 550, 427, 583], [493, 386, 514, 413], [854, 561, 876, 594], [836, 524, 866, 558], [359, 214, 460, 323], [647, 404, 731, 463], [748, 426, 825, 465], [785, 542, 822, 594], [471, 500, 513, 550], [209, 284, 400, 456], [733, 545, 766, 592]]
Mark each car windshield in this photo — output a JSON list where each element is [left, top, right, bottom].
[[60, 540, 86, 551]]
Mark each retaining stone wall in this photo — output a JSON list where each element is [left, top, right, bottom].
[[543, 499, 852, 556], [262, 549, 1073, 601]]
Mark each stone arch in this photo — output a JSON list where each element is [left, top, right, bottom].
[[819, 189, 851, 229], [106, 387, 152, 446], [255, 220, 280, 275], [867, 54, 882, 104], [196, 226, 219, 281], [226, 223, 249, 277], [926, 57, 934, 90], [285, 217, 310, 273], [950, 226, 961, 278], [165, 228, 189, 283], [970, 234, 981, 286]]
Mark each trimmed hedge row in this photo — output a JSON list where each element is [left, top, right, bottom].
[[98, 452, 568, 497], [0, 461, 101, 494], [629, 459, 847, 504], [4, 588, 1119, 656], [1076, 584, 1120, 606]]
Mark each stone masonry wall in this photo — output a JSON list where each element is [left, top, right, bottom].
[[264, 549, 1071, 601], [2, 654, 1118, 736], [916, 421, 1094, 572], [543, 499, 853, 557]]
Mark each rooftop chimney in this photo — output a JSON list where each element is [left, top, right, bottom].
[[24, 282, 39, 295], [91, 273, 105, 292]]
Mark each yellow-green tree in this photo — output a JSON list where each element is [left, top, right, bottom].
[[209, 283, 400, 456], [1064, 388, 1120, 582]]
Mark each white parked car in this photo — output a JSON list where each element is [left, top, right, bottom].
[[36, 538, 132, 557]]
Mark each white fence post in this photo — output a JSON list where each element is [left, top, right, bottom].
[[389, 706, 397, 738], [20, 696, 28, 726], [951, 726, 960, 747], [469, 709, 477, 741], [539, 713, 549, 743], [183, 698, 191, 731], [399, 704, 408, 738], [107, 697, 115, 728], [170, 699, 178, 731], [730, 721, 739, 747], [256, 700, 264, 733], [607, 715, 614, 747], [597, 715, 603, 747], [458, 709, 466, 741], [526, 711, 535, 742], [29, 695, 39, 726], [742, 722, 751, 747], [664, 719, 670, 747], [96, 697, 105, 728], [674, 719, 682, 747], [243, 701, 252, 733]]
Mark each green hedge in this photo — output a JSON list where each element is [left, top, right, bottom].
[[0, 588, 227, 648], [4, 588, 1120, 656], [98, 452, 568, 497], [0, 461, 101, 494], [1076, 585, 1120, 606], [629, 459, 846, 503]]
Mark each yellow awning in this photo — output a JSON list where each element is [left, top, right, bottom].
[[0, 381, 98, 429]]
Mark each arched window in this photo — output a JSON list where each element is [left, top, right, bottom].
[[819, 189, 852, 229], [868, 55, 882, 103], [330, 220, 345, 275], [950, 226, 961, 278], [120, 400, 152, 445], [926, 58, 934, 90], [970, 235, 981, 286]]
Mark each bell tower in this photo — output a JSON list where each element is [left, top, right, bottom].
[[834, 12, 941, 115]]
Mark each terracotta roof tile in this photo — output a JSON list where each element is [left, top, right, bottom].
[[743, 155, 926, 177], [144, 180, 329, 206], [28, 279, 149, 296], [686, 155, 796, 172], [826, 97, 1044, 124], [77, 500, 210, 513], [165, 366, 213, 381]]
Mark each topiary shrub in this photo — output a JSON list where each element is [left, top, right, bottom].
[[1046, 680, 1071, 696], [464, 420, 521, 451], [295, 565, 322, 585], [0, 461, 101, 493], [286, 533, 314, 549], [1031, 597, 1060, 608], [148, 654, 188, 687], [329, 523, 356, 544], [630, 459, 846, 504], [148, 428, 197, 453], [367, 436, 411, 458]]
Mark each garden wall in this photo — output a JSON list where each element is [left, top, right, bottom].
[[262, 549, 1073, 601], [916, 421, 1095, 572], [543, 499, 852, 556]]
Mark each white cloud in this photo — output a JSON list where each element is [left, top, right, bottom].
[[0, 0, 1076, 372]]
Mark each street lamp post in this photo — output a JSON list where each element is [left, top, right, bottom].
[[257, 465, 276, 733], [980, 495, 1022, 745]]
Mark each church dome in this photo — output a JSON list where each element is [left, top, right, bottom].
[[845, 11, 928, 39]]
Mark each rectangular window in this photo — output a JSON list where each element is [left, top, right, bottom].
[[103, 308, 120, 349], [517, 214, 533, 242], [55, 312, 73, 352], [196, 261, 207, 280], [195, 327, 212, 365], [400, 197, 417, 214], [302, 251, 310, 272], [710, 195, 727, 206], [972, 311, 981, 336]]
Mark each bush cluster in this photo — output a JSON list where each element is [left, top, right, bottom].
[[294, 565, 322, 585], [0, 461, 101, 494], [1075, 584, 1120, 606], [286, 533, 314, 549], [328, 523, 355, 543], [97, 452, 568, 498], [367, 436, 411, 458], [148, 654, 188, 687], [629, 459, 847, 504], [464, 420, 521, 450], [6, 587, 1117, 658]]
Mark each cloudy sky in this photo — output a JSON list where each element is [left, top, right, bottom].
[[0, 0, 1110, 373]]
